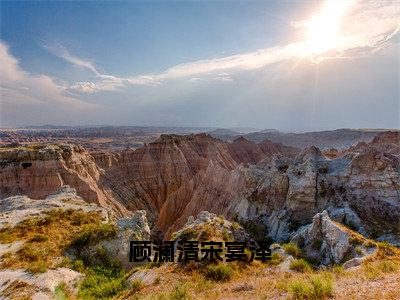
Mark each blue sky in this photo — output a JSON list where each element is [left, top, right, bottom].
[[0, 0, 399, 131]]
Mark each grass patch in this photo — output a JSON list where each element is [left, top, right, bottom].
[[193, 277, 214, 292], [288, 274, 334, 299], [290, 259, 312, 273], [203, 263, 234, 282], [330, 265, 346, 278], [71, 223, 117, 247], [355, 246, 363, 255], [363, 259, 400, 280], [77, 261, 127, 299], [270, 252, 284, 266], [54, 283, 73, 300], [283, 243, 302, 258], [169, 283, 190, 300], [289, 278, 313, 299], [130, 279, 144, 292], [0, 209, 110, 273]]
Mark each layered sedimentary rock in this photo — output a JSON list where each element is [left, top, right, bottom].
[[231, 132, 400, 243], [0, 145, 129, 216], [0, 134, 298, 238], [1, 131, 399, 244]]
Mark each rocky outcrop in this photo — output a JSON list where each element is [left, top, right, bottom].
[[0, 268, 84, 300], [172, 211, 249, 242], [1, 131, 399, 243], [291, 211, 375, 265], [0, 145, 129, 216], [344, 131, 400, 156], [68, 209, 151, 270], [231, 140, 400, 244], [0, 186, 152, 277], [0, 186, 109, 229]]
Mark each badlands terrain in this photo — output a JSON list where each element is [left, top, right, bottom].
[[0, 127, 399, 299]]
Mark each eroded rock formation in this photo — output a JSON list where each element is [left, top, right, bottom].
[[1, 131, 399, 244]]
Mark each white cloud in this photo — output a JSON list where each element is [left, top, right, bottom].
[[0, 41, 96, 125], [27, 1, 400, 97], [75, 1, 399, 93], [43, 43, 100, 75]]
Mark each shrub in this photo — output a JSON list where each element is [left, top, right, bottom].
[[355, 246, 363, 255], [363, 259, 400, 280], [29, 234, 49, 242], [73, 259, 86, 273], [270, 252, 284, 265], [289, 259, 312, 273], [72, 223, 117, 247], [283, 243, 302, 258], [78, 262, 126, 299], [288, 274, 334, 299], [194, 278, 214, 292], [377, 241, 399, 257], [221, 229, 232, 241], [363, 263, 381, 280], [169, 283, 189, 300], [379, 259, 399, 273], [331, 265, 346, 278], [289, 278, 313, 299], [310, 274, 334, 298], [130, 279, 144, 292], [54, 283, 71, 300], [175, 228, 197, 241], [204, 263, 234, 282]]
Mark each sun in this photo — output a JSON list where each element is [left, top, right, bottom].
[[303, 0, 354, 55]]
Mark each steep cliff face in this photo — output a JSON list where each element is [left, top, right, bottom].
[[0, 145, 129, 216], [1, 132, 398, 243], [232, 140, 400, 243], [92, 134, 245, 237], [1, 134, 297, 238]]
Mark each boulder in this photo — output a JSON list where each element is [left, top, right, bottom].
[[291, 211, 353, 265]]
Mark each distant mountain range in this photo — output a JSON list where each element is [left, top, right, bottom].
[[209, 128, 397, 149]]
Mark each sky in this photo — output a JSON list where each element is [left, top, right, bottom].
[[0, 0, 399, 131]]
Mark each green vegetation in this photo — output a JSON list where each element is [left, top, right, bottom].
[[270, 252, 284, 265], [288, 274, 334, 299], [54, 283, 72, 300], [355, 246, 363, 255], [172, 227, 197, 241], [363, 259, 399, 280], [169, 283, 190, 300], [289, 259, 312, 273], [193, 278, 214, 292], [71, 223, 117, 247], [77, 261, 127, 299], [0, 209, 107, 273], [130, 279, 145, 292], [203, 263, 234, 282], [283, 243, 302, 258]]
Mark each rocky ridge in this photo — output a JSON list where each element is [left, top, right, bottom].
[[0, 131, 399, 244]]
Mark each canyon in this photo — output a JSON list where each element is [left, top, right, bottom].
[[0, 130, 399, 245]]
